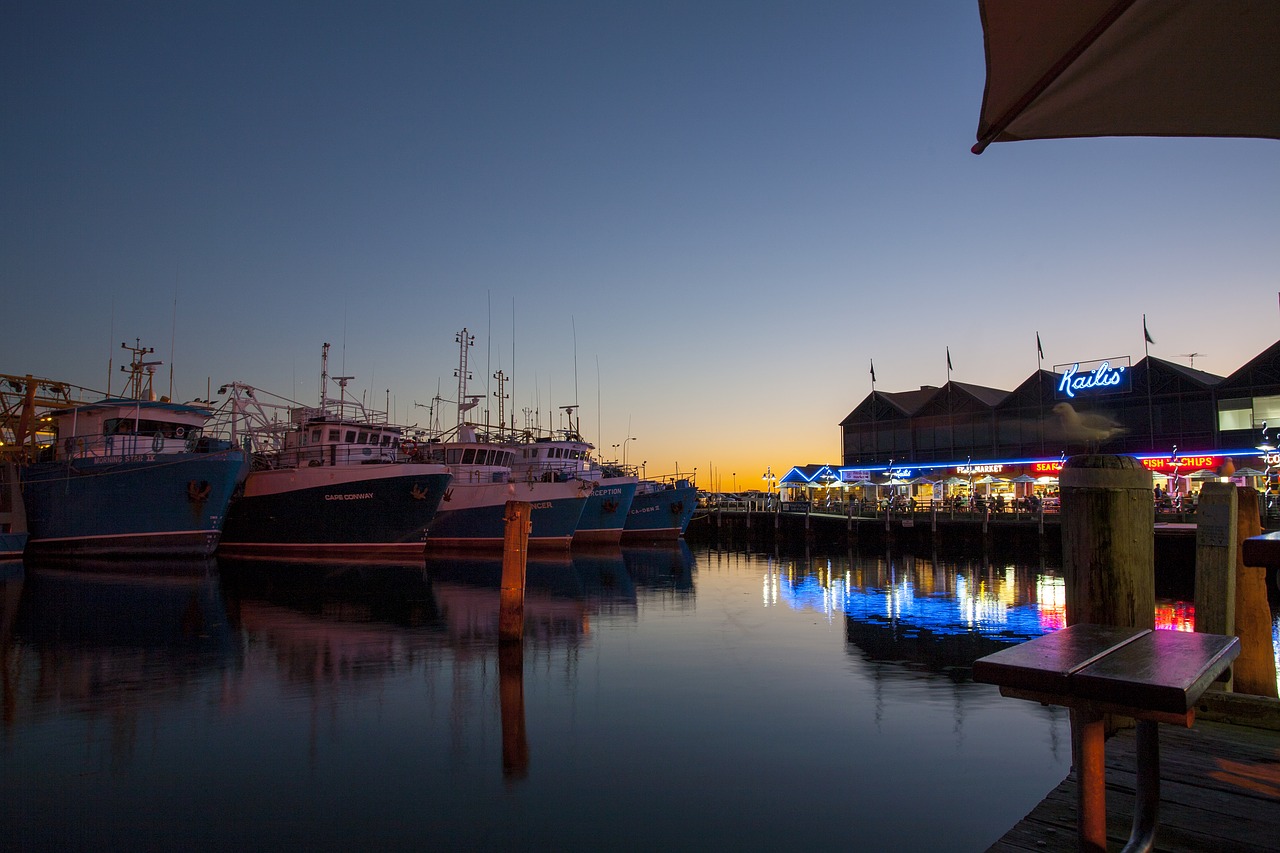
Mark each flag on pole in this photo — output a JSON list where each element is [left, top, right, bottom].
[[1143, 315, 1155, 345], [1036, 332, 1044, 361], [946, 347, 953, 373], [869, 359, 876, 384]]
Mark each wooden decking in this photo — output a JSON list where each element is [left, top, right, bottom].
[[987, 717, 1280, 852]]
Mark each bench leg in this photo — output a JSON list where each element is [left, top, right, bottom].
[[1070, 708, 1108, 852], [1121, 720, 1160, 853]]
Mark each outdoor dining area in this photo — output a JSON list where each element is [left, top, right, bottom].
[[778, 457, 1280, 520]]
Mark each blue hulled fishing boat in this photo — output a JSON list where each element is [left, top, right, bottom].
[[502, 406, 637, 547], [19, 342, 245, 557], [621, 476, 698, 542]]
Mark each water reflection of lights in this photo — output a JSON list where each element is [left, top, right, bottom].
[[1037, 575, 1066, 633], [770, 560, 1052, 642], [1155, 601, 1195, 632]]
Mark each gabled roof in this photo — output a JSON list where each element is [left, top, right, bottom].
[[1216, 340, 1280, 392], [996, 370, 1058, 411], [1144, 356, 1223, 388], [779, 464, 840, 485], [840, 387, 941, 427], [912, 381, 1011, 418]]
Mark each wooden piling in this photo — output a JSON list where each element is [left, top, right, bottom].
[[499, 500, 531, 645], [1060, 454, 1154, 629], [1234, 487, 1278, 697], [1194, 481, 1237, 637]]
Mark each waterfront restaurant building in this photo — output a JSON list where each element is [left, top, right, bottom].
[[778, 340, 1280, 507]]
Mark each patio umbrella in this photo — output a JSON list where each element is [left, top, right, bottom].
[[1010, 474, 1037, 483], [1232, 467, 1266, 477], [972, 0, 1280, 154]]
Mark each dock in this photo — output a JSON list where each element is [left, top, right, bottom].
[[987, 706, 1280, 852]]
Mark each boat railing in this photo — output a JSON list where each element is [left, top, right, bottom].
[[264, 443, 402, 469], [51, 431, 227, 460]]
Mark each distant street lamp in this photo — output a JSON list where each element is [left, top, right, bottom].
[[622, 436, 637, 468], [732, 472, 737, 492], [762, 466, 777, 494]]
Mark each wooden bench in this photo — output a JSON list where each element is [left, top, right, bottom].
[[973, 624, 1240, 853]]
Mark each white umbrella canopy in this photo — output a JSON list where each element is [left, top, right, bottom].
[[973, 0, 1280, 154]]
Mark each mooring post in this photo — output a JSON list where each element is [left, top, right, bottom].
[[1060, 454, 1155, 630], [500, 500, 532, 645], [1195, 481, 1237, 643], [1060, 454, 1154, 846], [1233, 487, 1277, 696]]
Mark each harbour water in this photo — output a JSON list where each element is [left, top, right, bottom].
[[1, 545, 1272, 851]]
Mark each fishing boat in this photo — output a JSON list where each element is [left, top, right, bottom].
[[418, 329, 589, 551], [18, 342, 245, 557], [1, 462, 27, 558], [420, 423, 589, 550], [501, 406, 637, 547], [216, 344, 452, 558], [621, 476, 699, 542]]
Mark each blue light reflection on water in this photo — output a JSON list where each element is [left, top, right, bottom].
[[0, 547, 1088, 852]]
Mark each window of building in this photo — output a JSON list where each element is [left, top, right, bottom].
[[1253, 395, 1280, 427], [1218, 398, 1252, 431]]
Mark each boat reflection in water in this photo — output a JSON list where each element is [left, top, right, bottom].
[[3, 557, 237, 738], [215, 549, 646, 781]]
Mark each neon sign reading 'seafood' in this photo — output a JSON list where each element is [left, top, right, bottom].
[[1055, 359, 1132, 399]]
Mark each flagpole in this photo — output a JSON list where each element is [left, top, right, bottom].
[[1036, 332, 1045, 454], [1144, 315, 1155, 449], [946, 347, 955, 458], [870, 359, 877, 464]]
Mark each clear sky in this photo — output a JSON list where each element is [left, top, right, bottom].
[[3, 2, 1277, 491]]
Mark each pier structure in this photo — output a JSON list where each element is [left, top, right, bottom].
[[772, 338, 1280, 525]]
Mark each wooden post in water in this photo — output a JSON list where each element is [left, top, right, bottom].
[[498, 500, 531, 778], [1060, 454, 1154, 629], [1234, 487, 1278, 697], [1194, 481, 1237, 638], [500, 500, 531, 644]]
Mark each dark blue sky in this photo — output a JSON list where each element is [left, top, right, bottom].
[[4, 2, 1277, 483]]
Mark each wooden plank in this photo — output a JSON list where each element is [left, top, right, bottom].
[[1071, 630, 1240, 714], [972, 623, 1149, 695], [987, 721, 1280, 853]]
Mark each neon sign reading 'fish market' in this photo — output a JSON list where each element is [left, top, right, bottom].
[[1054, 357, 1133, 400]]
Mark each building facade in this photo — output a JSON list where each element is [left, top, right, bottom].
[[780, 341, 1280, 504]]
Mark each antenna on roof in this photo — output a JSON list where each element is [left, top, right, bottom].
[[1177, 353, 1206, 368]]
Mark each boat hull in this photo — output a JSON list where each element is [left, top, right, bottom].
[[572, 478, 637, 546], [427, 478, 588, 550], [20, 451, 244, 557], [219, 465, 452, 558], [0, 532, 28, 559], [621, 482, 698, 542]]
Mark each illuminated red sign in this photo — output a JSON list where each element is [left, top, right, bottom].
[[1031, 462, 1063, 474], [1141, 456, 1219, 474]]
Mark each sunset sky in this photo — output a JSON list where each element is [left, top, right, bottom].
[[3, 2, 1277, 491]]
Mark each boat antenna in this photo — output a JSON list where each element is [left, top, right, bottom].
[[572, 315, 580, 412], [168, 292, 177, 401], [107, 297, 115, 396], [320, 342, 330, 409]]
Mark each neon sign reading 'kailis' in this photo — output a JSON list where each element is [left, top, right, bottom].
[[1057, 362, 1127, 399]]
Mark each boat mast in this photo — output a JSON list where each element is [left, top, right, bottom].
[[454, 328, 480, 427], [320, 342, 330, 410]]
